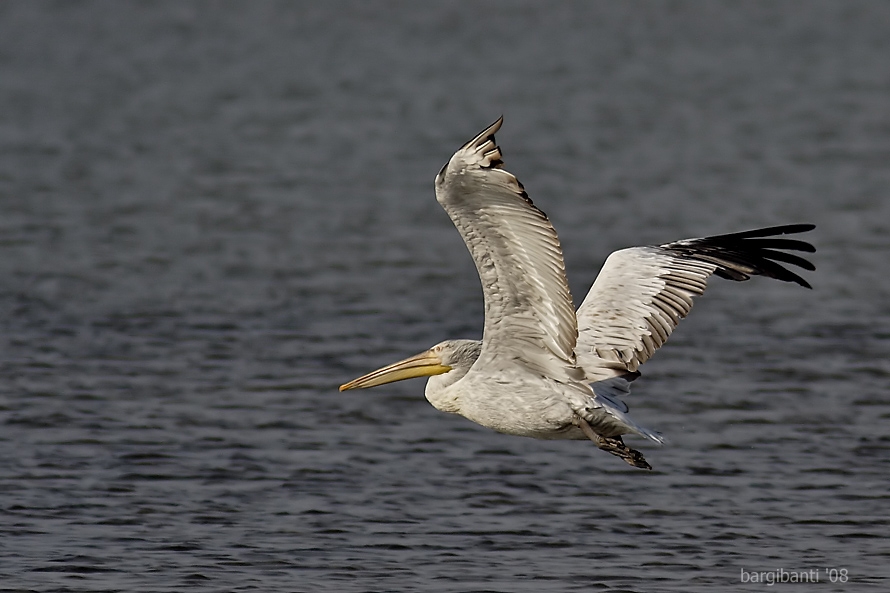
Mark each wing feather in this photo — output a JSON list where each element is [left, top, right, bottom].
[[435, 118, 580, 381], [576, 225, 815, 381]]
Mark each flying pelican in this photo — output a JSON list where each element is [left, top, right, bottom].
[[340, 117, 815, 469]]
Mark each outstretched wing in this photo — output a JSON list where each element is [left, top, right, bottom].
[[435, 117, 581, 382], [575, 225, 816, 382]]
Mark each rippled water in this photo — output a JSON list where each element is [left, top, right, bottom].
[[1, 1, 889, 591]]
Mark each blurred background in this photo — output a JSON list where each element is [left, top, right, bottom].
[[0, 1, 888, 591]]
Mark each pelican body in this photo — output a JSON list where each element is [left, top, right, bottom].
[[341, 118, 815, 469]]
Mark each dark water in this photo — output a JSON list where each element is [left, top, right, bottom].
[[1, 1, 889, 591]]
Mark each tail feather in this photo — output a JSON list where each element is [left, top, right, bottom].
[[590, 377, 664, 444]]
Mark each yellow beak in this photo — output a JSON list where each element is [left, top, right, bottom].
[[339, 349, 451, 391]]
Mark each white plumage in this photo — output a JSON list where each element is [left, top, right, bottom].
[[341, 117, 815, 469]]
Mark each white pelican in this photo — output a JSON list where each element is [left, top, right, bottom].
[[341, 117, 815, 469]]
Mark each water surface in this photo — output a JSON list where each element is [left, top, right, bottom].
[[1, 2, 888, 591]]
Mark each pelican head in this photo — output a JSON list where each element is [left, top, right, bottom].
[[339, 339, 481, 392]]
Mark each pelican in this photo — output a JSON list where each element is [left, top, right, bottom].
[[341, 117, 815, 469]]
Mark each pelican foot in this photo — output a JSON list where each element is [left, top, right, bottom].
[[575, 416, 652, 470]]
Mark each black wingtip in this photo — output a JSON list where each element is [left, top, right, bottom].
[[665, 224, 816, 289], [715, 223, 816, 240]]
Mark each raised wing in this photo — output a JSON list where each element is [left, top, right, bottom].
[[575, 225, 816, 381], [435, 117, 581, 382]]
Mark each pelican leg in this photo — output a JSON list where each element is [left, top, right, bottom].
[[574, 416, 652, 470]]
